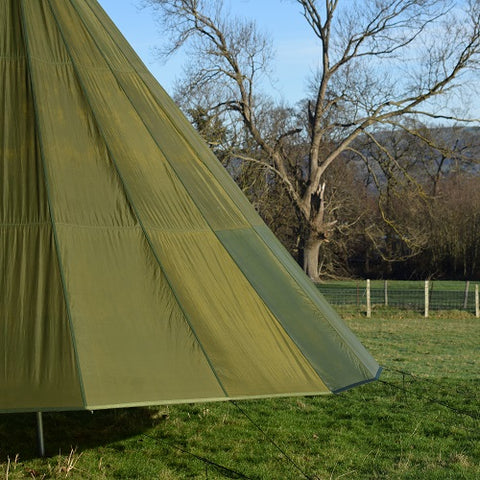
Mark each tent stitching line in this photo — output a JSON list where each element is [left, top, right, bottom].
[[0, 55, 26, 60], [78, 0, 336, 391], [54, 222, 138, 230], [49, 0, 229, 399], [26, 55, 71, 66], [22, 53, 137, 73], [82, 390, 331, 411], [18, 0, 88, 409], [84, 4, 375, 387], [0, 222, 51, 227]]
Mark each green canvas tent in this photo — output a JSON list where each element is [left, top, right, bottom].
[[0, 0, 381, 414]]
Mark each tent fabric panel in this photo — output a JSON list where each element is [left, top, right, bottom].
[[114, 71, 253, 232], [73, 69, 214, 232], [30, 0, 231, 234], [216, 228, 379, 391], [0, 25, 48, 224], [20, 7, 137, 229], [31, 0, 203, 231], [137, 72, 265, 226], [139, 66, 265, 225], [20, 0, 71, 66], [77, 0, 265, 228], [1, 0, 24, 59], [1, 1, 83, 412], [27, 63, 138, 228], [147, 229, 330, 396], [253, 225, 381, 379], [0, 225, 83, 411], [55, 225, 226, 408], [55, 0, 255, 231]]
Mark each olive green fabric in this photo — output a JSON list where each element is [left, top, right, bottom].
[[0, 0, 380, 413], [0, 0, 83, 412]]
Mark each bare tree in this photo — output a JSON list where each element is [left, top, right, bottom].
[[144, 0, 480, 280]]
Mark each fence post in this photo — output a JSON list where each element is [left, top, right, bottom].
[[475, 284, 479, 318], [366, 279, 371, 318], [424, 280, 429, 318], [463, 281, 470, 310], [384, 280, 388, 307]]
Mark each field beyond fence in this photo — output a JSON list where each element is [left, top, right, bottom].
[[317, 280, 480, 315]]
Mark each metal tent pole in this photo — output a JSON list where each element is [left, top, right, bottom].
[[36, 412, 45, 457]]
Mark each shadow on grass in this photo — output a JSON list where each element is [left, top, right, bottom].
[[0, 407, 159, 460]]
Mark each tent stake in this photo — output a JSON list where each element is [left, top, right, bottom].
[[36, 412, 45, 457]]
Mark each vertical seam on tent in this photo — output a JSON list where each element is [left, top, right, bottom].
[[47, 0, 229, 399], [76, 1, 375, 386], [18, 0, 87, 409]]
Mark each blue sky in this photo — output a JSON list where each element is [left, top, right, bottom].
[[97, 0, 320, 102]]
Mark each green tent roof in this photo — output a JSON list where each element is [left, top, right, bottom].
[[0, 0, 381, 413]]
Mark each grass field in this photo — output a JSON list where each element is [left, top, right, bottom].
[[1, 307, 478, 479]]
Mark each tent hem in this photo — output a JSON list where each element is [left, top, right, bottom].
[[83, 391, 332, 410], [332, 366, 383, 394], [0, 405, 85, 414]]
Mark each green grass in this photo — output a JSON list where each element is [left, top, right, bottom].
[[1, 308, 479, 479]]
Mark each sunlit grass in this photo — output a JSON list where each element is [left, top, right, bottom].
[[1, 309, 478, 479]]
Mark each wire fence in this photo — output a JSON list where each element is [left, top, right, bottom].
[[317, 280, 480, 315]]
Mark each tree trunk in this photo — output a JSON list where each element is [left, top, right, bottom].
[[303, 235, 322, 281]]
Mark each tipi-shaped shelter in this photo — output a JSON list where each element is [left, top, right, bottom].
[[0, 0, 381, 413]]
